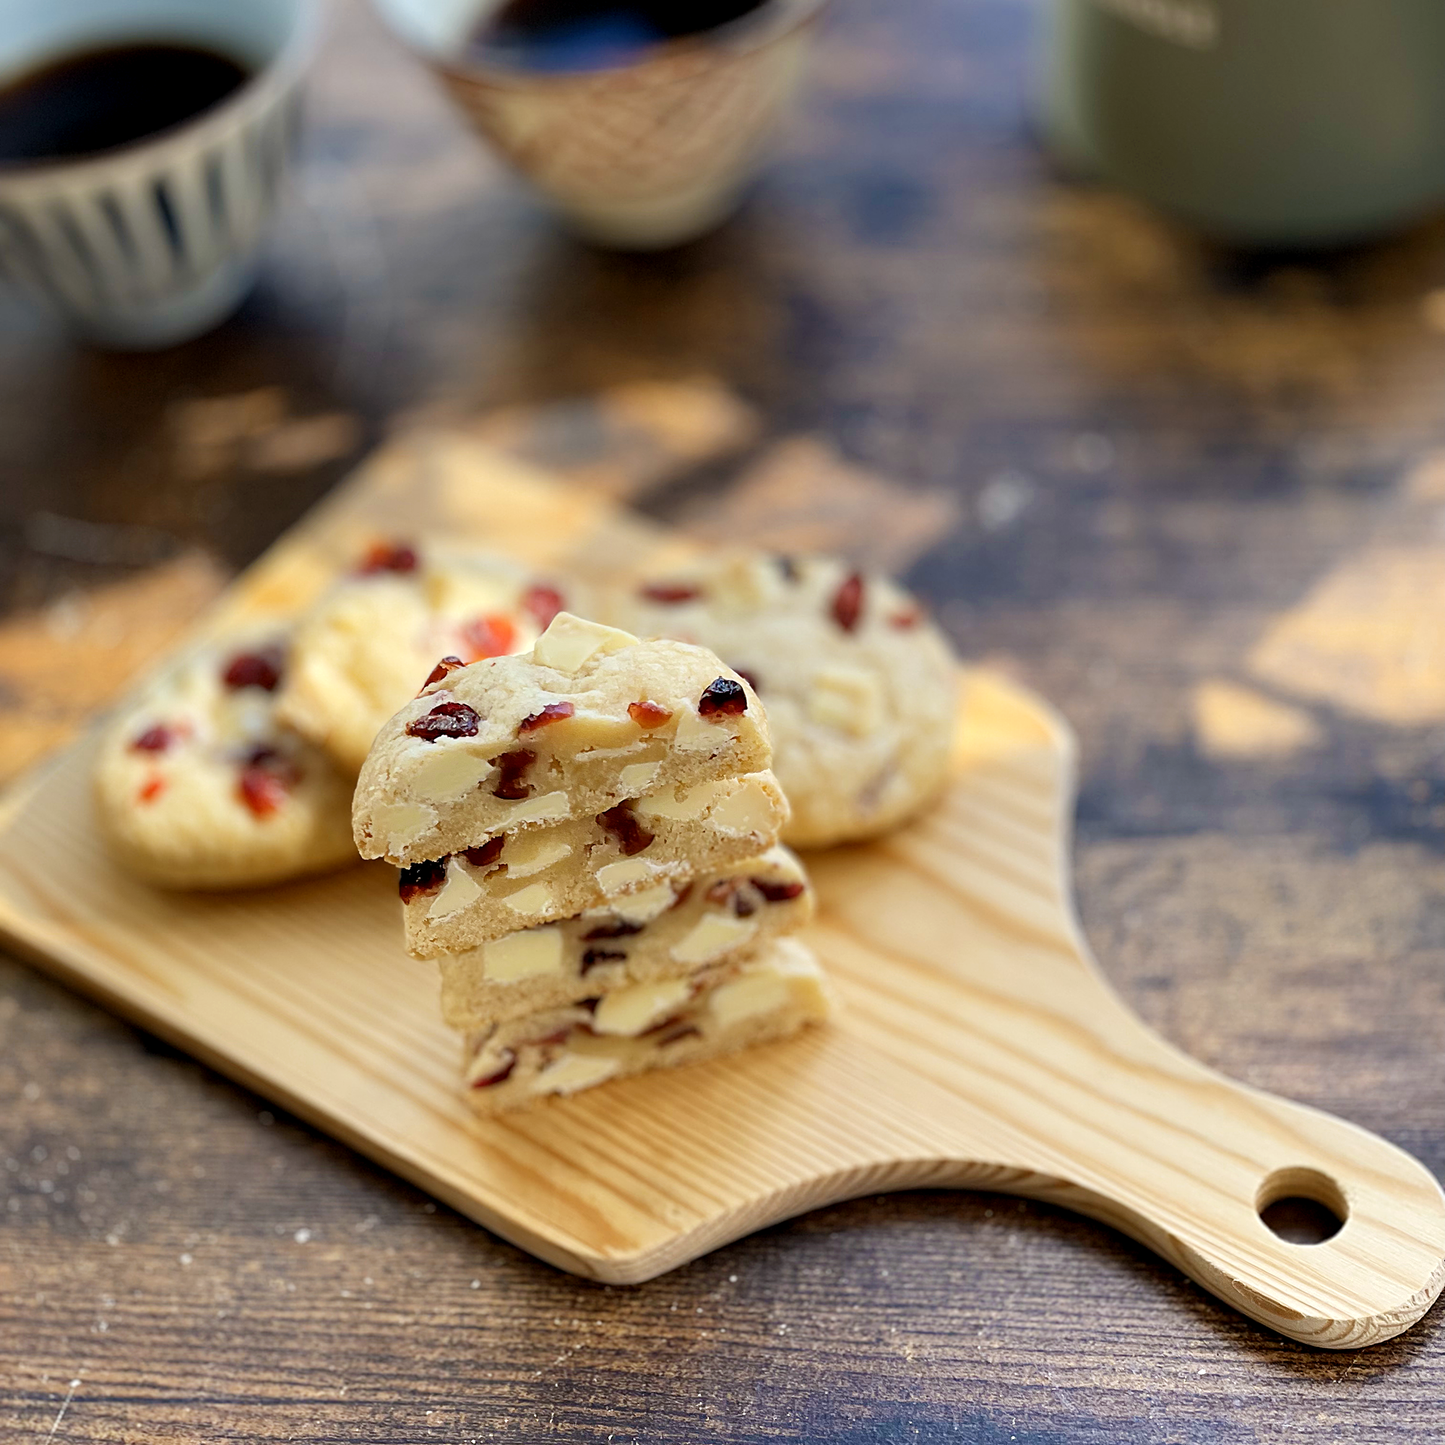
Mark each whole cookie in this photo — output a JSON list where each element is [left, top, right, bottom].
[[609, 554, 958, 848], [274, 541, 582, 777], [93, 632, 357, 890]]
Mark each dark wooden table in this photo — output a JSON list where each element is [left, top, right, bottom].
[[5, 0, 1445, 1439]]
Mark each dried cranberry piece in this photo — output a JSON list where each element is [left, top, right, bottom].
[[492, 748, 535, 800], [697, 677, 747, 718], [357, 541, 418, 575], [406, 701, 481, 742], [752, 877, 806, 903], [889, 608, 922, 630], [422, 655, 465, 690], [461, 613, 517, 662], [463, 837, 505, 870], [222, 646, 284, 692], [399, 857, 447, 902], [654, 1024, 700, 1047], [235, 747, 300, 818], [581, 947, 627, 972], [132, 724, 174, 753], [596, 803, 655, 857], [518, 700, 575, 734], [238, 766, 289, 818], [628, 700, 672, 729], [702, 877, 758, 917], [640, 582, 701, 604], [138, 775, 165, 804], [471, 1049, 516, 1088], [581, 918, 644, 941], [521, 585, 565, 630], [831, 571, 865, 633], [647, 1005, 702, 1040]]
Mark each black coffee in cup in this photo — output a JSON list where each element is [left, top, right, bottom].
[[0, 43, 251, 167], [472, 0, 767, 72]]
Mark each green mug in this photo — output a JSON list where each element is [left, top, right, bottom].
[[1040, 0, 1445, 246]]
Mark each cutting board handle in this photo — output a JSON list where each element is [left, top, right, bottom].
[[988, 966, 1445, 1350], [908, 673, 1445, 1349]]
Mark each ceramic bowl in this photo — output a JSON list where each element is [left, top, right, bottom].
[[0, 0, 319, 348], [373, 0, 827, 249]]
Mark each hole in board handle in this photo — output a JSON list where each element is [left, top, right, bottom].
[[1256, 1166, 1347, 1245]]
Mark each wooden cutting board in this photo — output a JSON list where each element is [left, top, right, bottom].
[[1, 434, 1442, 1351]]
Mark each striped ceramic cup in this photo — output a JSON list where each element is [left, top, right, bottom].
[[0, 0, 318, 348]]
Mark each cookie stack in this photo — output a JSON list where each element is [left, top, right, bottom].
[[353, 612, 835, 1113]]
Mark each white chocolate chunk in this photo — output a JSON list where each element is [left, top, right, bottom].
[[228, 689, 273, 736], [707, 778, 776, 835], [712, 554, 782, 611], [428, 857, 484, 921], [673, 704, 726, 752], [503, 882, 554, 916], [754, 842, 794, 871], [633, 780, 720, 821], [670, 911, 759, 966], [611, 883, 677, 924], [483, 926, 564, 982], [499, 791, 569, 826], [591, 977, 693, 1037], [768, 942, 835, 1012], [575, 742, 647, 761], [533, 1051, 621, 1096], [565, 711, 637, 750], [774, 942, 831, 982], [409, 745, 496, 804], [708, 965, 790, 1029], [373, 800, 437, 850], [809, 665, 885, 737], [503, 834, 571, 878], [428, 569, 516, 616], [786, 970, 835, 1016], [465, 1048, 514, 1087], [618, 760, 661, 792], [532, 612, 637, 673], [596, 857, 662, 894]]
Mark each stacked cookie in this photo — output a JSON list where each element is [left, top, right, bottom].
[[353, 612, 835, 1112]]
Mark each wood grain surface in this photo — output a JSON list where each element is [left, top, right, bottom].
[[5, 0, 1445, 1439], [6, 451, 1438, 1352]]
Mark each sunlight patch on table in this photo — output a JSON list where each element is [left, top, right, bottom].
[[1191, 679, 1323, 761], [1247, 545, 1445, 726]]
